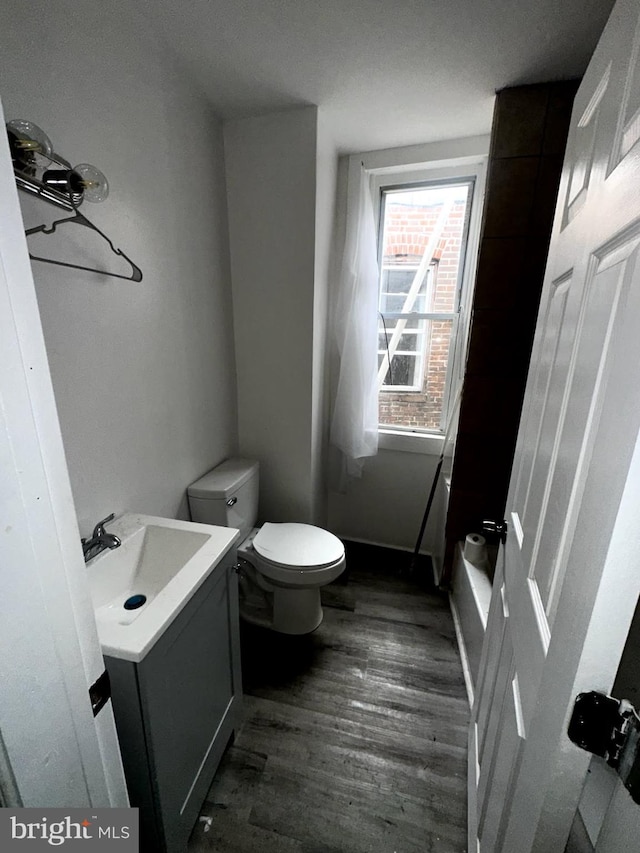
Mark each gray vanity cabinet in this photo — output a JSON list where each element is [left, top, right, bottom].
[[105, 552, 242, 853]]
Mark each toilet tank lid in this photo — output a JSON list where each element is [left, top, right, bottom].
[[253, 522, 344, 568], [188, 458, 259, 499]]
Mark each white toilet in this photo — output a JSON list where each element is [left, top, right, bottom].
[[187, 458, 345, 634]]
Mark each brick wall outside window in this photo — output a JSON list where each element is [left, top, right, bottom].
[[379, 197, 467, 430]]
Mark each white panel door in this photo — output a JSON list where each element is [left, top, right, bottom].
[[0, 96, 127, 807], [470, 0, 640, 849]]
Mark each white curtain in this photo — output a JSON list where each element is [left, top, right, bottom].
[[330, 157, 380, 481]]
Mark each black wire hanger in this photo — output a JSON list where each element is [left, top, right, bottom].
[[25, 206, 143, 282]]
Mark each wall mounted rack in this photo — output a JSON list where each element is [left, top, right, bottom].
[[8, 120, 143, 282]]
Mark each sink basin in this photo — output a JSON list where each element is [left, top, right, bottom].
[[86, 513, 240, 662]]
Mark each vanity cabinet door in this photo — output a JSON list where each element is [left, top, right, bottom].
[[137, 558, 241, 852]]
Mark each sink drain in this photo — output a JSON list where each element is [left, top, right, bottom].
[[124, 594, 147, 610]]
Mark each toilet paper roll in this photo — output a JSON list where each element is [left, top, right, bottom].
[[464, 533, 487, 565]]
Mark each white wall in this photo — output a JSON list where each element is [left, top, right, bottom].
[[0, 0, 237, 536], [224, 107, 327, 523], [328, 448, 444, 552]]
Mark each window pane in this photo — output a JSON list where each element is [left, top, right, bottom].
[[380, 267, 434, 314], [381, 293, 413, 314], [380, 317, 425, 333], [396, 333, 420, 352], [378, 326, 422, 355], [381, 269, 416, 294], [378, 316, 426, 391], [382, 353, 417, 388], [379, 318, 454, 431]]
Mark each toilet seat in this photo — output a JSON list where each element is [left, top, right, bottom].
[[253, 522, 344, 570], [238, 523, 346, 589]]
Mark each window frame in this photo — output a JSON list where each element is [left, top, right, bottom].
[[365, 151, 488, 447]]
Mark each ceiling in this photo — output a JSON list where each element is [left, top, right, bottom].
[[149, 0, 616, 153]]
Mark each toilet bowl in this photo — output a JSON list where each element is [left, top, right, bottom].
[[236, 523, 345, 633], [187, 459, 346, 634]]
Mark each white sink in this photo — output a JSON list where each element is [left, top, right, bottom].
[[86, 513, 240, 662]]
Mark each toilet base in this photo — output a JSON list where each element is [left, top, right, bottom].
[[272, 587, 323, 634], [237, 564, 324, 634]]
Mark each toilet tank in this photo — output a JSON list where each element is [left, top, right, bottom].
[[187, 458, 259, 541]]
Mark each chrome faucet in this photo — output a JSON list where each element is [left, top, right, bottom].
[[82, 513, 121, 562]]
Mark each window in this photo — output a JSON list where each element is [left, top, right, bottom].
[[377, 179, 475, 434]]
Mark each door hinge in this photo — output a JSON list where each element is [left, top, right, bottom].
[[89, 669, 111, 717], [481, 518, 508, 544], [568, 690, 640, 804]]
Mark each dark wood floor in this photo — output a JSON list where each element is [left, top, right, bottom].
[[189, 545, 469, 852]]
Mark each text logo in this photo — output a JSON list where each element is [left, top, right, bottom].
[[0, 809, 138, 850]]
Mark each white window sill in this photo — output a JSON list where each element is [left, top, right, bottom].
[[378, 429, 445, 455]]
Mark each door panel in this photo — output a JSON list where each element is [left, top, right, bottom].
[[476, 582, 510, 756], [479, 670, 525, 853], [470, 0, 640, 849], [534, 240, 636, 620], [563, 65, 609, 227], [611, 13, 640, 166], [515, 272, 572, 541]]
